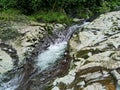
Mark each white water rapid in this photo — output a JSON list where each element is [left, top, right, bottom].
[[36, 22, 89, 71], [36, 41, 67, 71]]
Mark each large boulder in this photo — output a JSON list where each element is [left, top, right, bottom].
[[52, 11, 120, 90]]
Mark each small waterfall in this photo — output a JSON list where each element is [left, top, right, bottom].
[[0, 22, 89, 90], [36, 41, 67, 71], [65, 22, 89, 42], [36, 22, 89, 72]]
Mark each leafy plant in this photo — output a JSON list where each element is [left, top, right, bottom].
[[0, 0, 16, 10], [98, 1, 111, 13]]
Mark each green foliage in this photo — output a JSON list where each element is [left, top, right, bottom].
[[29, 11, 72, 24], [0, 9, 20, 20], [0, 0, 120, 22], [97, 1, 111, 13], [16, 0, 43, 14], [0, 27, 21, 41], [0, 9, 29, 22], [0, 0, 16, 10], [107, 0, 120, 10]]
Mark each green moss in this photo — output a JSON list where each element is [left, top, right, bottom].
[[0, 27, 21, 41], [83, 60, 92, 65], [76, 49, 103, 59], [44, 84, 53, 90], [76, 50, 90, 59], [58, 82, 67, 90]]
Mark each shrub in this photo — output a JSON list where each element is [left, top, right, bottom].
[[0, 0, 16, 10]]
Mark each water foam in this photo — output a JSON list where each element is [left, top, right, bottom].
[[36, 41, 67, 71]]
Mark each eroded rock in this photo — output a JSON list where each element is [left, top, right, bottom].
[[52, 11, 120, 90]]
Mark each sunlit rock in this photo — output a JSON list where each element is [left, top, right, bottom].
[[0, 49, 13, 74], [52, 86, 60, 90], [53, 11, 120, 90], [83, 83, 106, 90]]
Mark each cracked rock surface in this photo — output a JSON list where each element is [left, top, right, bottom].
[[52, 11, 120, 90]]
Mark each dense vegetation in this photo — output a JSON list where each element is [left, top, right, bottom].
[[0, 0, 120, 23], [0, 0, 120, 41]]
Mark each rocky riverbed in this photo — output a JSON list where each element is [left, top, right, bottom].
[[0, 11, 120, 90], [0, 19, 69, 90]]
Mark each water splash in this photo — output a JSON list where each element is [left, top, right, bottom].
[[117, 84, 120, 90], [36, 41, 67, 71], [35, 22, 90, 71]]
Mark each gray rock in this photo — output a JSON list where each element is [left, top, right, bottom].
[[52, 11, 120, 90]]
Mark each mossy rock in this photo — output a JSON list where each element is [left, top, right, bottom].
[[0, 27, 21, 41], [75, 49, 103, 59]]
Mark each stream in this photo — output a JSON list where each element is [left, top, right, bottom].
[[0, 22, 89, 90]]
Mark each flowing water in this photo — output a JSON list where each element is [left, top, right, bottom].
[[0, 22, 89, 90], [36, 41, 67, 71], [117, 84, 120, 90]]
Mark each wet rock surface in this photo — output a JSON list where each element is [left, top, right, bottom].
[[0, 21, 66, 74], [52, 11, 120, 90], [15, 24, 80, 90], [0, 19, 70, 90], [0, 11, 120, 90]]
